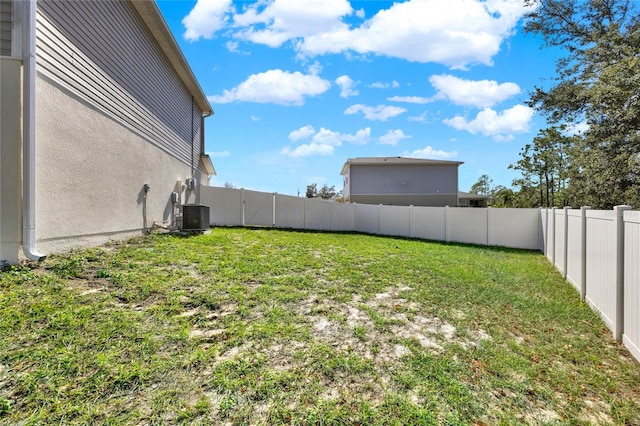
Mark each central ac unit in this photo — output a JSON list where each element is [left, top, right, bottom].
[[181, 204, 210, 231]]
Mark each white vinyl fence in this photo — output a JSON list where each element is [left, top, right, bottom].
[[201, 186, 542, 250], [201, 186, 640, 363], [541, 206, 640, 362]]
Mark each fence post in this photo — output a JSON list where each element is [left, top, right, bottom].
[[562, 206, 571, 279], [241, 188, 246, 227], [550, 207, 557, 265], [580, 206, 591, 301], [543, 208, 548, 255], [378, 204, 382, 234], [486, 207, 491, 246], [538, 208, 544, 253], [614, 205, 632, 341], [272, 193, 276, 227]]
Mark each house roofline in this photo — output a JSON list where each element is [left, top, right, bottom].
[[130, 1, 212, 116], [340, 157, 464, 175]]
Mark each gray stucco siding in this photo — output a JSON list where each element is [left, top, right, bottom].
[[349, 164, 459, 196], [36, 0, 203, 170]]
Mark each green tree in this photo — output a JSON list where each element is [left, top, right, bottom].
[[317, 184, 337, 200], [305, 183, 317, 198], [509, 127, 573, 207], [524, 0, 640, 208], [306, 183, 339, 200], [492, 186, 517, 208], [470, 174, 493, 196]]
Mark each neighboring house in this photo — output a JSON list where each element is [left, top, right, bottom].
[[458, 191, 489, 208], [341, 157, 463, 207], [0, 0, 215, 264]]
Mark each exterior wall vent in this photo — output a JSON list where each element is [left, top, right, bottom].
[[181, 204, 210, 231]]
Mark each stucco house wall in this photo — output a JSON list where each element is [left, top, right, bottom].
[[341, 157, 462, 207], [0, 0, 214, 263]]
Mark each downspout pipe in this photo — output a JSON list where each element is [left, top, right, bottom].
[[22, 0, 45, 261]]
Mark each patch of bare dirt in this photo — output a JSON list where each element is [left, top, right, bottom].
[[299, 285, 492, 366]]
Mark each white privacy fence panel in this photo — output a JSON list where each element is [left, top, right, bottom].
[[331, 202, 355, 231], [623, 211, 640, 361], [554, 208, 567, 276], [488, 208, 540, 250], [203, 186, 243, 226], [565, 209, 587, 295], [305, 199, 332, 231], [202, 187, 548, 250], [410, 207, 446, 241], [584, 208, 627, 339], [353, 204, 380, 235], [244, 190, 274, 227], [275, 194, 305, 229], [446, 208, 488, 246], [546, 209, 556, 263], [380, 205, 411, 237], [540, 209, 548, 255]]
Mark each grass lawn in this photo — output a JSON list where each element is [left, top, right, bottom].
[[1, 228, 640, 425]]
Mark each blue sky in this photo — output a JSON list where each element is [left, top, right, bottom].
[[156, 0, 562, 196]]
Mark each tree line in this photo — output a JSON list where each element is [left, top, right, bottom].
[[487, 0, 640, 209]]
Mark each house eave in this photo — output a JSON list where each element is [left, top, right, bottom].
[[341, 156, 463, 175], [199, 154, 216, 176]]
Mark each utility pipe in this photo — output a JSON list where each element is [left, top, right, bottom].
[[22, 0, 45, 261]]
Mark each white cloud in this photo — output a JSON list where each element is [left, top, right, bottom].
[[402, 146, 458, 159], [312, 128, 344, 146], [282, 125, 371, 157], [565, 122, 590, 135], [307, 61, 323, 76], [335, 75, 359, 98], [233, 0, 353, 47], [289, 125, 316, 142], [369, 80, 400, 89], [297, 0, 531, 68], [207, 150, 231, 157], [408, 111, 428, 123], [183, 0, 530, 68], [344, 104, 407, 121], [379, 129, 411, 146], [388, 95, 431, 104], [281, 143, 334, 157], [342, 127, 371, 145], [208, 69, 331, 105], [443, 105, 534, 140], [429, 74, 521, 108], [183, 0, 232, 41]]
